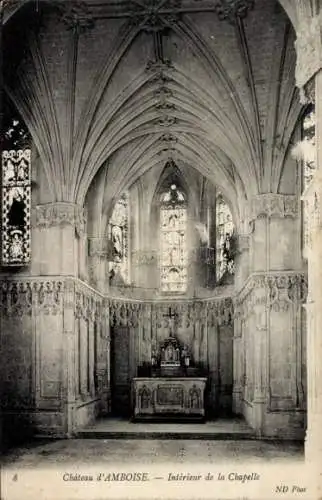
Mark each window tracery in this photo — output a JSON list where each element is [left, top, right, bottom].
[[160, 184, 187, 293]]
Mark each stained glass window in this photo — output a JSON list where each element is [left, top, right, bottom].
[[160, 184, 187, 293], [302, 106, 316, 189], [301, 106, 316, 253], [216, 193, 234, 281], [2, 112, 32, 266], [108, 192, 129, 285]]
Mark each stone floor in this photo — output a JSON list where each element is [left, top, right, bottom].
[[77, 417, 255, 439], [2, 438, 304, 469]]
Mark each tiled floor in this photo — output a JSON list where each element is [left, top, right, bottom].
[[2, 438, 304, 469]]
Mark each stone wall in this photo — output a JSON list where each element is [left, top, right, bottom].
[[0, 277, 108, 442], [109, 297, 234, 416], [234, 271, 307, 439]]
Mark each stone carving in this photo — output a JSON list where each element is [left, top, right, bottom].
[[75, 281, 104, 322], [132, 250, 157, 265], [138, 385, 151, 409], [157, 384, 184, 405], [236, 272, 308, 317], [295, 13, 322, 89], [0, 279, 64, 316], [155, 87, 173, 101], [34, 203, 87, 236], [251, 194, 299, 220], [146, 59, 174, 77], [189, 385, 201, 409], [207, 297, 233, 326], [109, 299, 142, 328], [129, 0, 182, 27], [57, 1, 95, 33], [157, 115, 177, 127], [299, 78, 315, 106], [214, 0, 254, 23]]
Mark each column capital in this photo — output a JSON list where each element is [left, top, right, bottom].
[[250, 193, 299, 221], [295, 12, 322, 89], [32, 202, 87, 236]]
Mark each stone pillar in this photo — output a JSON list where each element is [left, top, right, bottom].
[[235, 234, 250, 291], [31, 202, 86, 277], [88, 237, 109, 292], [97, 301, 111, 415], [239, 194, 304, 436], [250, 194, 301, 273], [302, 71, 322, 464], [252, 305, 268, 438], [62, 279, 77, 437], [295, 9, 322, 477], [232, 298, 244, 415]]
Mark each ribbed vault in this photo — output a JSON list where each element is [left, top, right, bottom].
[[3, 0, 306, 224]]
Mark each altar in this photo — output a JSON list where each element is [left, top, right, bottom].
[[133, 335, 207, 421], [133, 376, 207, 420]]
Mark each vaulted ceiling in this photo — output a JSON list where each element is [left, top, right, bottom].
[[3, 0, 306, 224]]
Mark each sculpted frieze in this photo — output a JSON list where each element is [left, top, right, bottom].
[[0, 279, 64, 316], [237, 272, 308, 317], [207, 298, 233, 327], [251, 194, 299, 220], [76, 285, 103, 322], [132, 250, 157, 265], [109, 299, 143, 328], [33, 203, 87, 236]]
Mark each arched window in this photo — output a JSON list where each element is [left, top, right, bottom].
[[216, 193, 234, 282], [108, 192, 129, 285], [1, 100, 32, 266], [301, 105, 316, 253], [160, 183, 187, 293]]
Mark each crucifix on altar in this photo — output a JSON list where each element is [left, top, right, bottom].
[[163, 306, 179, 337]]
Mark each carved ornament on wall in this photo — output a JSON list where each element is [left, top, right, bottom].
[[75, 281, 103, 322], [251, 194, 299, 221], [132, 250, 157, 265], [236, 272, 308, 318], [34, 203, 87, 236], [0, 279, 64, 316], [57, 0, 95, 33], [214, 0, 254, 23]]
